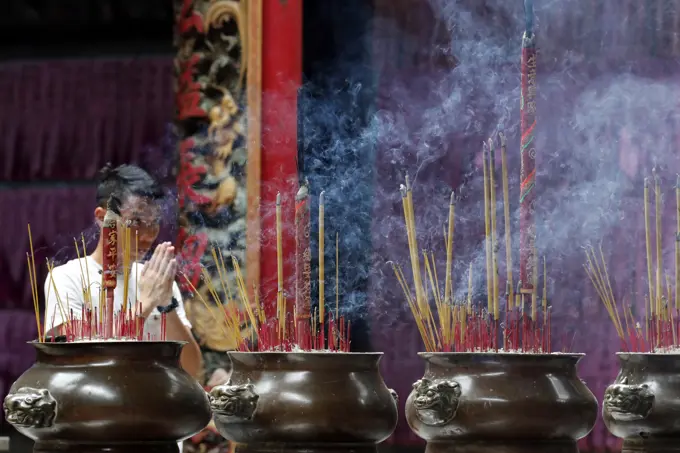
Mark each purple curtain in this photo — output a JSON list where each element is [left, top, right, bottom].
[[0, 57, 174, 411]]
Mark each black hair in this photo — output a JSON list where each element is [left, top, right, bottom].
[[95, 163, 164, 208]]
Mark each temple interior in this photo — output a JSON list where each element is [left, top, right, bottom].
[[2, 1, 680, 453]]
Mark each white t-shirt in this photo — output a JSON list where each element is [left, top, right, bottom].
[[43, 256, 192, 452], [44, 256, 192, 337]]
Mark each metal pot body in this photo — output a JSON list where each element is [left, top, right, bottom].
[[3, 341, 211, 453], [210, 352, 398, 450], [405, 352, 598, 453], [603, 353, 680, 452]]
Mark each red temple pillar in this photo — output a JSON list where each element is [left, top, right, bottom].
[[249, 0, 302, 316]]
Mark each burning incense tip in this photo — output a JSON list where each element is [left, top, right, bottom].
[[676, 174, 680, 188], [449, 191, 455, 205], [499, 131, 506, 146], [399, 184, 407, 198], [645, 177, 650, 188], [276, 192, 281, 206], [296, 183, 309, 201], [405, 174, 411, 191], [319, 191, 325, 205]]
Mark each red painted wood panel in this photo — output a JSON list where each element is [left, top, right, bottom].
[[260, 0, 302, 317]]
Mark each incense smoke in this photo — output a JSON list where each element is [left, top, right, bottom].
[[296, 0, 680, 353]]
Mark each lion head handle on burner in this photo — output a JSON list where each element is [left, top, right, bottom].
[[209, 380, 259, 421], [3, 387, 57, 429], [604, 377, 654, 422], [411, 378, 462, 427]]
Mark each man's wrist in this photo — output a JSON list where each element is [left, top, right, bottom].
[[157, 297, 179, 314]]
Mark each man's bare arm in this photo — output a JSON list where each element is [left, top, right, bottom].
[[165, 311, 203, 378]]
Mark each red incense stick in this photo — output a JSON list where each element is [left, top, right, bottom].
[[102, 196, 120, 339], [519, 2, 538, 295], [294, 183, 312, 348]]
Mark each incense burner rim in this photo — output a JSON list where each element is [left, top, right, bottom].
[[417, 351, 584, 368], [229, 351, 382, 356], [228, 351, 383, 368], [418, 351, 584, 357], [29, 340, 187, 346], [29, 340, 187, 359]]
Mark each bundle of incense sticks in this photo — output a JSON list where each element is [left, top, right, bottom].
[[184, 189, 351, 352], [27, 222, 168, 343], [586, 173, 680, 353], [394, 133, 551, 353]]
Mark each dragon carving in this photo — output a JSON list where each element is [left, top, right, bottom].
[[412, 378, 462, 427], [604, 377, 654, 421], [209, 380, 259, 420], [3, 387, 57, 429]]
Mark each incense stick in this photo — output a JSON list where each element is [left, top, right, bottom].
[[499, 132, 514, 308], [122, 225, 131, 315], [644, 178, 655, 313], [676, 175, 679, 309], [482, 143, 493, 314], [489, 137, 500, 319], [27, 225, 42, 342], [336, 232, 340, 323], [276, 192, 284, 333], [319, 191, 325, 324], [654, 171, 663, 323], [444, 191, 455, 307]]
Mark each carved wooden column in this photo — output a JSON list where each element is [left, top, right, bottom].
[[174, 0, 301, 378], [174, 0, 249, 374]]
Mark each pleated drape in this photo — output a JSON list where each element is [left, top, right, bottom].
[[0, 57, 174, 413]]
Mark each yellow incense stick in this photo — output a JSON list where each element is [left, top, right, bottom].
[[654, 172, 663, 322], [482, 143, 492, 314], [336, 232, 340, 322], [499, 132, 513, 308], [319, 191, 325, 323], [27, 225, 42, 341], [488, 138, 499, 319], [467, 263, 473, 313], [444, 191, 455, 306], [644, 178, 655, 312], [276, 192, 284, 333], [122, 226, 131, 314], [676, 175, 679, 309]]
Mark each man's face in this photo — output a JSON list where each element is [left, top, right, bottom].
[[119, 195, 162, 261], [95, 195, 162, 262]]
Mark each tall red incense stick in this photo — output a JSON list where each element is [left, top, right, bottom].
[[519, 0, 537, 294], [294, 182, 312, 347], [102, 196, 120, 339]]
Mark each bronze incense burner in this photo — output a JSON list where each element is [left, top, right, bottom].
[[3, 341, 211, 453], [405, 352, 598, 453], [209, 351, 399, 453], [603, 353, 680, 453]]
